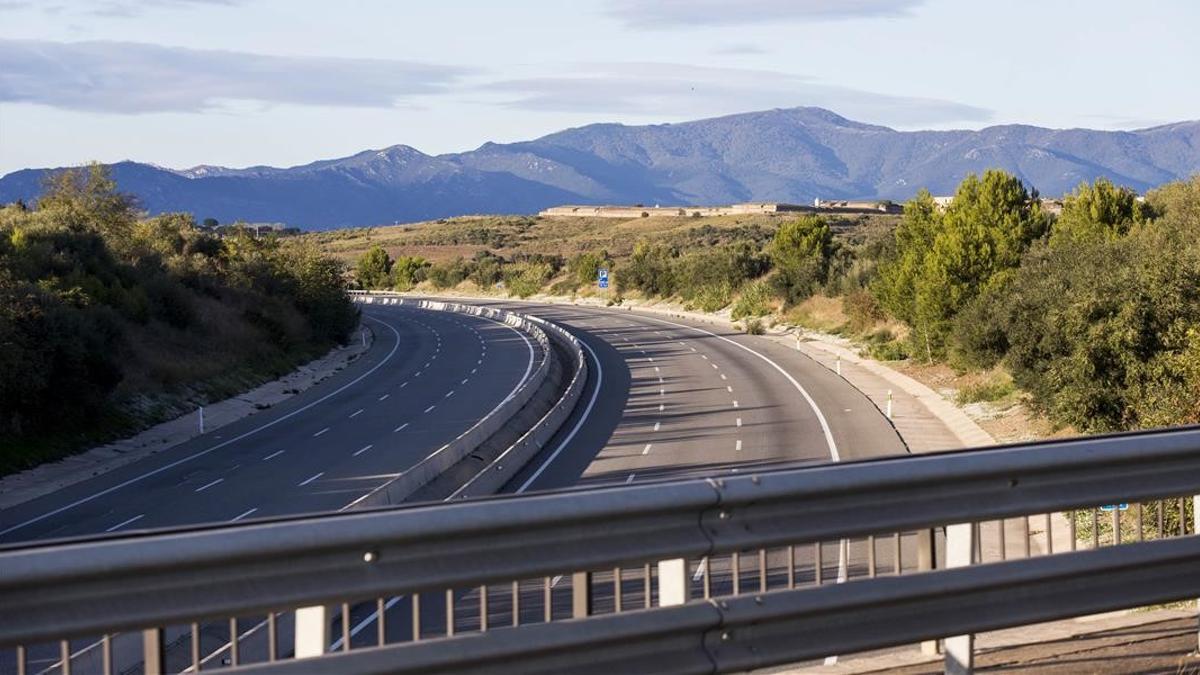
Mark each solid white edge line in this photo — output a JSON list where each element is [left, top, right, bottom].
[[516, 339, 603, 492]]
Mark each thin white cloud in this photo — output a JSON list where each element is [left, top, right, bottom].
[[479, 63, 990, 128], [604, 0, 925, 28], [712, 44, 769, 56], [0, 0, 248, 17], [0, 39, 472, 113]]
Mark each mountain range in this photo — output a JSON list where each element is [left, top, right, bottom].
[[2, 107, 1197, 230]]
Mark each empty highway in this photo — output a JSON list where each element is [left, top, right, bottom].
[[0, 302, 541, 545]]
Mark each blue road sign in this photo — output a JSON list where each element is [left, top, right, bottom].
[[1099, 503, 1129, 512], [598, 268, 609, 289]]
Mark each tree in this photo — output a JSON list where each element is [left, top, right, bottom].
[[391, 256, 428, 291], [1051, 178, 1149, 245], [37, 164, 137, 239], [619, 241, 676, 296], [873, 190, 939, 325], [355, 245, 393, 289], [873, 172, 1046, 359], [769, 215, 832, 303], [568, 250, 612, 287], [201, 218, 219, 229]]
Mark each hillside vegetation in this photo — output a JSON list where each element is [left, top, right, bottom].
[[318, 171, 1200, 435], [0, 166, 358, 475]]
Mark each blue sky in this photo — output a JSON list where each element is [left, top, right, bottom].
[[0, 0, 1196, 175]]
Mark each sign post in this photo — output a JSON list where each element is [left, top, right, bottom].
[[597, 268, 609, 290]]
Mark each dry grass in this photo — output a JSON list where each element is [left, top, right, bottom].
[[302, 212, 901, 267], [783, 295, 849, 333]]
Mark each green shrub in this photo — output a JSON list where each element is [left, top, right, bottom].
[[505, 262, 553, 298], [731, 280, 772, 320], [0, 165, 356, 474], [869, 339, 910, 361], [743, 318, 765, 335]]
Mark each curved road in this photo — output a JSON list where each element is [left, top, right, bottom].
[[493, 300, 906, 494], [0, 303, 540, 545]]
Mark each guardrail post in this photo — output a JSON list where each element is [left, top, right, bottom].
[[142, 628, 165, 673], [917, 528, 940, 656], [944, 523, 976, 675], [572, 572, 593, 618], [294, 605, 329, 659], [657, 558, 688, 606]]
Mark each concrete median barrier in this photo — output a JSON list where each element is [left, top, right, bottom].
[[344, 293, 584, 506]]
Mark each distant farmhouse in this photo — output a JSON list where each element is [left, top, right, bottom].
[[539, 200, 903, 219]]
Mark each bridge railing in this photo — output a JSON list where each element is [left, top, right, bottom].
[[3, 427, 1200, 674]]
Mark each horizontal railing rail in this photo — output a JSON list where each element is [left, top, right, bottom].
[[4, 427, 1200, 652]]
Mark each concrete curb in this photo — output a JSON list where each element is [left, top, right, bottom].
[[800, 340, 996, 448], [345, 295, 553, 508]]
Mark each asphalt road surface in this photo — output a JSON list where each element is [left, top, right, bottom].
[[492, 300, 907, 494], [0, 302, 541, 546]]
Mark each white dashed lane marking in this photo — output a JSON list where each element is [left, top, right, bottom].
[[105, 514, 143, 532], [394, 423, 409, 432], [232, 508, 258, 522], [653, 422, 661, 432], [349, 409, 363, 419], [262, 450, 284, 461], [735, 440, 743, 451], [378, 394, 389, 401], [194, 478, 223, 493], [642, 444, 653, 455], [313, 427, 329, 438], [354, 444, 374, 457], [298, 472, 323, 487], [424, 405, 436, 413]]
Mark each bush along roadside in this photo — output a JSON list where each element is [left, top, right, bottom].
[[0, 165, 359, 475]]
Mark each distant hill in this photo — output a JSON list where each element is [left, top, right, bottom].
[[3, 107, 1197, 230]]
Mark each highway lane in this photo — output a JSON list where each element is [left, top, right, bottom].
[[0, 303, 540, 546], [497, 301, 906, 494]]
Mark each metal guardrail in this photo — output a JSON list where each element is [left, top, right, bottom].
[[4, 428, 1200, 673]]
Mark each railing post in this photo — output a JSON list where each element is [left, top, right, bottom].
[[944, 523, 976, 675], [572, 572, 593, 618], [294, 605, 329, 659], [657, 558, 688, 606], [142, 628, 165, 674], [1194, 495, 1199, 653], [917, 528, 941, 656]]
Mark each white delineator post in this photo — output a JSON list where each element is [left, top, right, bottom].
[[198, 406, 205, 434], [886, 390, 893, 420], [944, 523, 976, 674], [836, 355, 842, 376], [294, 606, 329, 658]]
